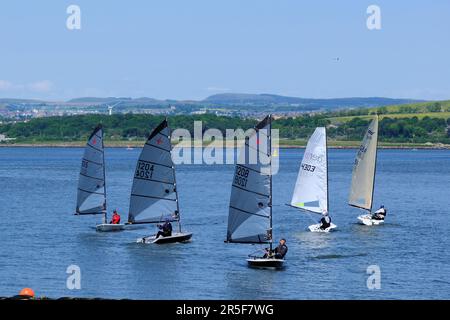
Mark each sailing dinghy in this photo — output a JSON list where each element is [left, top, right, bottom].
[[289, 127, 337, 233], [226, 115, 284, 269], [349, 116, 384, 226], [75, 125, 125, 232], [128, 119, 193, 244]]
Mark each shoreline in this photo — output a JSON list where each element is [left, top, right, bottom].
[[1, 142, 449, 149]]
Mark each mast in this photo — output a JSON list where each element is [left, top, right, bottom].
[[369, 115, 379, 213], [325, 127, 329, 213], [268, 115, 273, 252], [169, 119, 182, 233], [101, 125, 107, 224]]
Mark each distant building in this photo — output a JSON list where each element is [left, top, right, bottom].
[[191, 109, 207, 115], [0, 134, 15, 142]]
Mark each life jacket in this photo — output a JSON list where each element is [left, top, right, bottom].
[[112, 214, 120, 224]]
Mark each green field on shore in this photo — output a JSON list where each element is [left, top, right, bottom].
[[328, 112, 450, 124]]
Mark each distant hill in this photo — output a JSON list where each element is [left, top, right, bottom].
[[66, 97, 140, 104], [67, 96, 169, 106], [1, 93, 428, 112], [203, 93, 424, 109], [0, 98, 46, 105]]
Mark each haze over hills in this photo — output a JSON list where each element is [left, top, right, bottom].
[[203, 93, 423, 108], [1, 93, 425, 110]]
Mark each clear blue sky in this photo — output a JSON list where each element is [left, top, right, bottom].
[[0, 0, 449, 101]]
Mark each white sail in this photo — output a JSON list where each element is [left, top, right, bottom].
[[348, 117, 378, 211], [226, 116, 273, 243], [76, 125, 106, 215], [290, 127, 328, 214], [128, 119, 179, 224]]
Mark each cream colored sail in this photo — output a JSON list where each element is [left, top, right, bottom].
[[348, 117, 379, 211]]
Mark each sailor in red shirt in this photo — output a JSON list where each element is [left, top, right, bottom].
[[110, 210, 121, 224]]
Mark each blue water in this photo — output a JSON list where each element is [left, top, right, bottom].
[[0, 147, 449, 299]]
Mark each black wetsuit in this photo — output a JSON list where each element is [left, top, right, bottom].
[[274, 244, 288, 259], [372, 208, 386, 220], [264, 244, 288, 259], [156, 222, 172, 238], [320, 216, 331, 229]]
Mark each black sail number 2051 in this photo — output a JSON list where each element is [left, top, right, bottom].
[[234, 166, 250, 188], [135, 161, 154, 180]]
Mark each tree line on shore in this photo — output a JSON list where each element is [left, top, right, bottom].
[[1, 113, 449, 144]]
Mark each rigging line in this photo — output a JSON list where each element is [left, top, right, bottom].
[[287, 203, 322, 220], [135, 159, 174, 169], [229, 205, 270, 219], [235, 164, 266, 175], [232, 184, 270, 198], [82, 157, 103, 166], [131, 194, 177, 201], [154, 132, 170, 139], [92, 133, 102, 140], [144, 142, 171, 153], [244, 141, 271, 157], [227, 239, 271, 244], [349, 203, 371, 212], [79, 172, 103, 181], [133, 176, 175, 185], [86, 143, 103, 153], [77, 187, 105, 196], [306, 211, 320, 224]]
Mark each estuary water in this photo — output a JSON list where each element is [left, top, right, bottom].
[[0, 147, 449, 299]]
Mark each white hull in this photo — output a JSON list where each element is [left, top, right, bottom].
[[357, 214, 384, 226], [308, 223, 337, 233], [137, 232, 193, 244], [246, 258, 284, 269], [96, 223, 125, 232]]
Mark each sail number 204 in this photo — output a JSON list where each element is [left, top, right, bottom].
[[234, 165, 250, 188], [135, 161, 154, 180]]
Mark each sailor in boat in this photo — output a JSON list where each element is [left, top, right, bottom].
[[109, 209, 121, 224], [156, 218, 173, 239], [263, 239, 288, 259], [319, 210, 332, 230], [372, 205, 387, 221]]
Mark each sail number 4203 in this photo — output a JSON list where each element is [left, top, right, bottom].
[[135, 161, 154, 180], [301, 163, 316, 172]]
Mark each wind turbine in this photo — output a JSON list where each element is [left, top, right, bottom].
[[106, 101, 121, 116]]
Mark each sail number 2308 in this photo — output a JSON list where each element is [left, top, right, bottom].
[[234, 166, 250, 188]]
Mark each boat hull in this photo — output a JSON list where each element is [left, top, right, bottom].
[[308, 223, 337, 233], [96, 223, 125, 232], [137, 232, 193, 244], [246, 258, 285, 269], [357, 214, 385, 226]]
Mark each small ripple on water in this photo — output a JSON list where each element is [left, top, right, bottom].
[[309, 253, 368, 260]]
